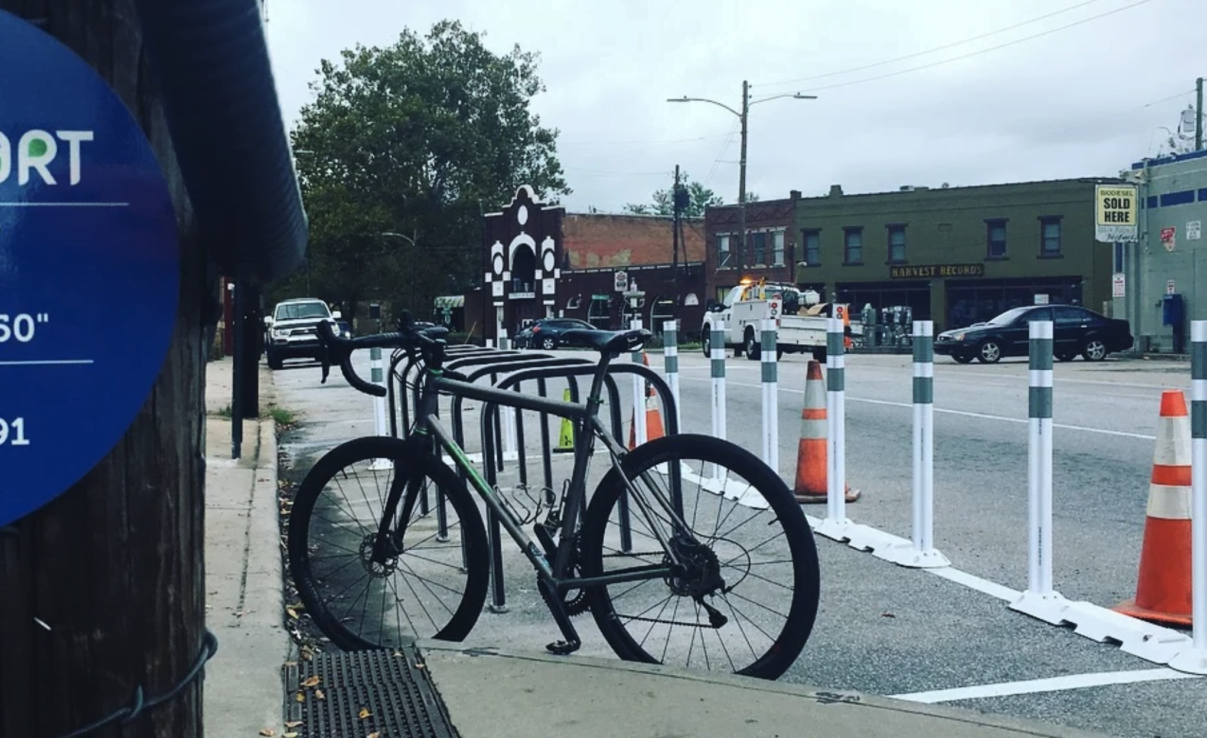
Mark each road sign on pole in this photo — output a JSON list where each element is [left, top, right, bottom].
[[0, 12, 180, 527]]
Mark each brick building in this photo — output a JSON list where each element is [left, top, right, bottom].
[[464, 186, 709, 344]]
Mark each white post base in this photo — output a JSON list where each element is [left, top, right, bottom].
[[1169, 646, 1207, 675], [875, 542, 951, 569], [1009, 590, 1070, 625]]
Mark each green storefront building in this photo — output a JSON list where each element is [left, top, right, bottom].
[[706, 177, 1123, 334]]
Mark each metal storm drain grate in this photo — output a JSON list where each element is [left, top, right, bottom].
[[282, 645, 459, 738]]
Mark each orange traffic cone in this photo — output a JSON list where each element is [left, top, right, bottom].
[[1112, 389, 1193, 627], [628, 352, 665, 449], [794, 360, 860, 504]]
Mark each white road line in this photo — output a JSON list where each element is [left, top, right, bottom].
[[927, 567, 1019, 602], [888, 668, 1202, 704], [680, 376, 1157, 440]]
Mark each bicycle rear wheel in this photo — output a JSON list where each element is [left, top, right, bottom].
[[579, 433, 820, 680], [288, 436, 490, 650]]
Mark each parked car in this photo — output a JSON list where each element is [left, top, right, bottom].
[[934, 304, 1133, 364], [515, 318, 599, 350], [263, 297, 342, 369]]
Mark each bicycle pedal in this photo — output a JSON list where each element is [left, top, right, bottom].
[[545, 639, 580, 656]]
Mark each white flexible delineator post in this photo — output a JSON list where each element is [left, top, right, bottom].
[[1010, 319, 1069, 624], [877, 320, 949, 568], [631, 318, 647, 446], [1169, 319, 1207, 674], [815, 317, 856, 542], [368, 345, 393, 471], [760, 318, 779, 474]]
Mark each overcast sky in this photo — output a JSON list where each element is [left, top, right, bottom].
[[265, 0, 1205, 214]]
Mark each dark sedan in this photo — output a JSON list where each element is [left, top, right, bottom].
[[515, 318, 600, 350], [934, 304, 1133, 364]]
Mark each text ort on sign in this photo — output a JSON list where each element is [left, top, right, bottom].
[[0, 10, 180, 527], [1095, 184, 1139, 243]]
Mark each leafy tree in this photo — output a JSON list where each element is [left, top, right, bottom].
[[274, 20, 571, 320], [623, 173, 758, 217]]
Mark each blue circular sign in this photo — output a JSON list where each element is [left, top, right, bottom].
[[0, 12, 179, 527]]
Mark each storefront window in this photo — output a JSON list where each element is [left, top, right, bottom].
[[946, 277, 1081, 330]]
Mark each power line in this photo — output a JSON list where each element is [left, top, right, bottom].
[[958, 87, 1194, 163], [755, 0, 1155, 96], [756, 0, 1108, 89]]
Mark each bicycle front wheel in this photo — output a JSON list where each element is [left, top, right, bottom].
[[287, 436, 490, 650], [580, 433, 820, 680]]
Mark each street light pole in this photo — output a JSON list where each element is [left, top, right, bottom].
[[669, 82, 817, 277]]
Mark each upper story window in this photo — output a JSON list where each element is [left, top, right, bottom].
[[843, 227, 863, 265], [800, 229, 820, 266], [1040, 216, 1062, 256], [887, 225, 907, 263], [986, 219, 1007, 259], [716, 234, 732, 268]]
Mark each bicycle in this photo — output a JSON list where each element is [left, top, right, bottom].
[[286, 315, 821, 680]]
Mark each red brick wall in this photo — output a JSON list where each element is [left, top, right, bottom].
[[563, 213, 705, 269]]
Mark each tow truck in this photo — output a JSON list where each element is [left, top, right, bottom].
[[701, 278, 858, 362]]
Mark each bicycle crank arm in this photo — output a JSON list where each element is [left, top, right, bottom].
[[537, 577, 582, 656]]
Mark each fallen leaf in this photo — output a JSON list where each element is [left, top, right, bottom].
[[359, 707, 372, 719], [300, 676, 321, 688], [259, 730, 276, 737], [287, 607, 299, 620], [284, 721, 303, 728], [367, 733, 381, 738], [283, 733, 298, 738], [295, 693, 304, 703], [315, 689, 326, 700]]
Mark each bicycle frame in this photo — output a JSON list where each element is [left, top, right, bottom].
[[396, 349, 684, 602]]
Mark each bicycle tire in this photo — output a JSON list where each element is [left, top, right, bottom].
[[288, 435, 490, 649], [579, 433, 820, 680]]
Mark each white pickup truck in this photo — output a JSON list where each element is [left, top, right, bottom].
[[700, 280, 859, 362]]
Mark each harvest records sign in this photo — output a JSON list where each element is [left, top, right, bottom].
[[889, 263, 985, 279], [1095, 184, 1139, 243]]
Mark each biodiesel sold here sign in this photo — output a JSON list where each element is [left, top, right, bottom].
[[0, 11, 179, 526], [1095, 184, 1139, 243]]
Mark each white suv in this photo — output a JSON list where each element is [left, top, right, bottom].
[[263, 298, 342, 370]]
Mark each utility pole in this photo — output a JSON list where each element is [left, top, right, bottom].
[[672, 165, 681, 283], [738, 80, 749, 275], [1196, 76, 1203, 151], [0, 2, 207, 736], [668, 82, 816, 278]]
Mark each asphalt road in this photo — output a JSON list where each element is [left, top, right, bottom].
[[269, 346, 1205, 738]]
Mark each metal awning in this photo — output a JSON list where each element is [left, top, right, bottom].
[[435, 295, 465, 309]]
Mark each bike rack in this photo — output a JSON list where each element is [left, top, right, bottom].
[[477, 361, 681, 612], [388, 347, 527, 437]]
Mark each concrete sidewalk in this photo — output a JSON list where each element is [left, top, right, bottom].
[[200, 356, 1119, 738], [203, 358, 293, 737]]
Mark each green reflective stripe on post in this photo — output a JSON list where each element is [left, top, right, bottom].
[[1193, 343, 1207, 380], [710, 328, 725, 378], [913, 377, 933, 404], [666, 356, 679, 373], [914, 335, 933, 363], [371, 367, 383, 382], [828, 367, 844, 392], [1029, 386, 1053, 419], [762, 362, 777, 383], [1029, 339, 1053, 371], [827, 331, 843, 356], [1193, 401, 1207, 439]]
